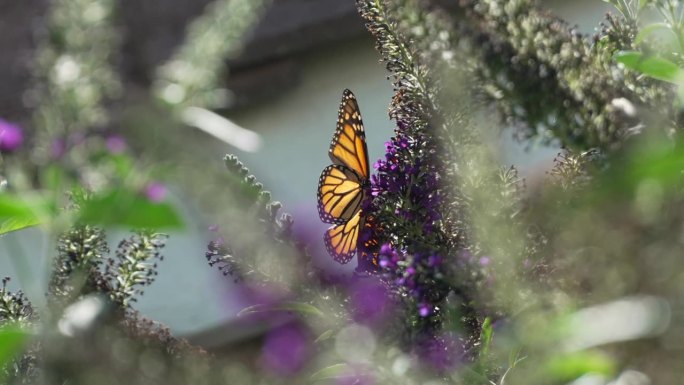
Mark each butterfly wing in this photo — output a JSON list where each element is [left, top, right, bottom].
[[329, 89, 370, 179], [317, 164, 365, 224], [324, 210, 363, 264]]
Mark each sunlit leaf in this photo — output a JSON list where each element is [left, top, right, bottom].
[[237, 301, 324, 317], [78, 189, 183, 229], [0, 195, 44, 235], [615, 51, 682, 83], [0, 217, 41, 235]]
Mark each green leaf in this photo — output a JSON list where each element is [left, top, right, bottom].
[[0, 195, 44, 235], [0, 325, 30, 369], [544, 351, 615, 382], [314, 329, 334, 343], [237, 301, 324, 317], [615, 51, 682, 83], [0, 217, 41, 235], [310, 363, 350, 381], [479, 317, 493, 357], [78, 189, 183, 229]]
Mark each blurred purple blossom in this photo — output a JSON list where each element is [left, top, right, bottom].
[[260, 323, 311, 376], [106, 135, 127, 154], [479, 256, 491, 266], [145, 182, 167, 202], [416, 333, 465, 373], [349, 278, 391, 326], [208, 224, 220, 232], [50, 138, 67, 159], [0, 119, 23, 152], [418, 304, 431, 317]]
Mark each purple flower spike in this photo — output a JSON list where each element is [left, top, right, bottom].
[[106, 135, 127, 154], [479, 256, 491, 266], [0, 120, 23, 152], [145, 182, 167, 202], [261, 324, 311, 376]]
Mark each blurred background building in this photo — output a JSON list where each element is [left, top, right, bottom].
[[0, 0, 613, 348]]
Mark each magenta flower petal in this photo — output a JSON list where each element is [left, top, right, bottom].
[[145, 182, 167, 202], [0, 120, 23, 152]]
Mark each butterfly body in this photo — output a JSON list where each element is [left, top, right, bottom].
[[317, 89, 373, 264]]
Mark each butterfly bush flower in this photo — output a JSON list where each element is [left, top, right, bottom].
[[0, 119, 24, 152], [368, 127, 448, 321], [260, 323, 311, 376]]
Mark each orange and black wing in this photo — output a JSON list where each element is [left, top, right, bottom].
[[324, 210, 363, 264], [317, 164, 365, 224], [328, 89, 370, 179]]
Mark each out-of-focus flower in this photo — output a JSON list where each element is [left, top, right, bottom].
[[208, 224, 220, 232], [50, 138, 67, 159], [261, 323, 311, 376], [145, 182, 167, 202], [416, 333, 464, 373], [350, 278, 391, 326], [106, 135, 127, 154], [0, 119, 24, 152]]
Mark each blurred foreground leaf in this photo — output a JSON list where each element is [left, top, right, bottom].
[[78, 189, 183, 229], [237, 301, 324, 317], [310, 363, 350, 381], [544, 350, 615, 382], [615, 51, 682, 83], [0, 325, 30, 370], [0, 195, 46, 235]]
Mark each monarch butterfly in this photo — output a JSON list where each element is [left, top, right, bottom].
[[317, 89, 375, 265]]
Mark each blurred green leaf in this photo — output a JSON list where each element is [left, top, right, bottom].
[[635, 23, 678, 46], [237, 301, 324, 317], [544, 351, 615, 382], [314, 329, 334, 343], [479, 317, 493, 357], [0, 217, 41, 235], [615, 51, 682, 83], [78, 189, 183, 229], [0, 325, 30, 370], [310, 363, 350, 381], [0, 195, 45, 235]]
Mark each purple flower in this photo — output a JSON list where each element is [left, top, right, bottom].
[[350, 279, 390, 326], [261, 323, 311, 376], [479, 256, 491, 266], [106, 135, 127, 154], [418, 304, 431, 317], [208, 224, 220, 232], [416, 333, 464, 373], [145, 182, 167, 202], [0, 120, 23, 152]]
